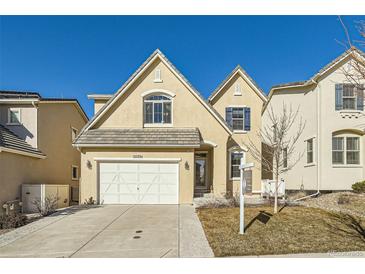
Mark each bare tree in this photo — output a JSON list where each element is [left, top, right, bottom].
[[337, 17, 365, 88], [245, 104, 305, 213]]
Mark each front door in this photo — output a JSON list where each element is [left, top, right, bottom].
[[195, 153, 208, 189]]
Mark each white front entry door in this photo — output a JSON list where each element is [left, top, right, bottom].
[[99, 162, 179, 204]]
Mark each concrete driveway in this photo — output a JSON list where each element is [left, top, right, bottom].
[[0, 205, 213, 258]]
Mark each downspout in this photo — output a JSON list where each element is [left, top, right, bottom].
[[295, 79, 320, 201]]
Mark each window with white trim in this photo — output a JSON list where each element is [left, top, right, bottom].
[[143, 94, 172, 124], [225, 107, 251, 131], [8, 108, 21, 125], [335, 83, 364, 111], [332, 136, 360, 165], [306, 138, 314, 164], [72, 165, 79, 180], [230, 150, 243, 179], [71, 127, 78, 141]]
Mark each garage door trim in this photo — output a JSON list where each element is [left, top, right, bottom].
[[94, 157, 181, 163]]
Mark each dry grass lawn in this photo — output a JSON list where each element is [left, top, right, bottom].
[[197, 206, 365, 257]]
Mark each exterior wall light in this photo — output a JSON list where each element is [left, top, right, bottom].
[[86, 160, 92, 170], [185, 161, 189, 170]]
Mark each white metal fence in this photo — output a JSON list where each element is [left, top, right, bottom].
[[261, 179, 285, 198]]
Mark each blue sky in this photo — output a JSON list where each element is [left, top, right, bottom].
[[1, 16, 365, 118]]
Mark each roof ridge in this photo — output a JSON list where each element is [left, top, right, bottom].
[[77, 49, 233, 137], [208, 64, 267, 102]]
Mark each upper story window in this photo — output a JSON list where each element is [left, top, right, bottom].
[[7, 108, 21, 125], [335, 83, 364, 111], [225, 107, 251, 131], [332, 135, 360, 165], [144, 95, 172, 125]]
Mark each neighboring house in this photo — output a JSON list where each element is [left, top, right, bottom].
[[0, 91, 88, 207], [74, 49, 266, 205], [262, 47, 365, 192]]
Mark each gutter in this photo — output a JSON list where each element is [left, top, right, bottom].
[[0, 147, 46, 159]]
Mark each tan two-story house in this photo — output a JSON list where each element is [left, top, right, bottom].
[[0, 91, 88, 207], [74, 49, 266, 204]]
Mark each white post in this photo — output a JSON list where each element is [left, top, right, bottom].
[[239, 154, 254, 235], [239, 155, 245, 235]]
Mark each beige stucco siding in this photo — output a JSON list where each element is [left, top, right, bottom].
[[263, 58, 365, 191], [79, 148, 195, 204], [0, 102, 87, 207], [0, 152, 40, 205], [210, 73, 265, 193], [37, 102, 86, 189], [316, 61, 365, 190], [263, 86, 318, 190], [89, 58, 230, 197]]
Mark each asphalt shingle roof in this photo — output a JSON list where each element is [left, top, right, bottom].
[[74, 128, 201, 147], [0, 125, 44, 156]]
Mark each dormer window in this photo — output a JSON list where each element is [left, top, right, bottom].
[[144, 95, 172, 125], [7, 108, 21, 125], [154, 69, 162, 83]]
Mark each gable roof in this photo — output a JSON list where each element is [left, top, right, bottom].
[[208, 65, 267, 103], [264, 46, 365, 112], [0, 125, 45, 158], [78, 49, 232, 136]]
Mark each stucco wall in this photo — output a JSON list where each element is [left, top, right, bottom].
[[79, 148, 195, 204], [210, 72, 265, 193], [263, 57, 365, 191], [0, 102, 87, 206], [0, 152, 40, 206]]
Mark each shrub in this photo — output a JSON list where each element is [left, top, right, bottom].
[[32, 195, 59, 216], [352, 181, 365, 193], [84, 197, 96, 205], [0, 212, 27, 229], [337, 194, 351, 205]]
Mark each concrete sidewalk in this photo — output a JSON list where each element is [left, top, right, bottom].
[[0, 205, 213, 258]]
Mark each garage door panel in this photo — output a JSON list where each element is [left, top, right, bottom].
[[99, 162, 178, 204], [159, 173, 177, 184], [159, 184, 177, 194], [100, 163, 119, 172]]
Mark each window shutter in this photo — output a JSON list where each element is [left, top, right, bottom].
[[335, 84, 343, 110], [356, 84, 364, 111], [225, 107, 233, 128], [244, 107, 251, 131]]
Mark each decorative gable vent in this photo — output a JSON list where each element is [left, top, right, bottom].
[[154, 69, 163, 83], [234, 83, 242, 96]]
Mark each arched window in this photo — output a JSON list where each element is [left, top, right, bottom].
[[143, 94, 172, 124]]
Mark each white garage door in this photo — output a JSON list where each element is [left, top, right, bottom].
[[99, 162, 179, 204]]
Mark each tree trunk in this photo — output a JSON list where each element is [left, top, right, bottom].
[[274, 173, 278, 214]]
